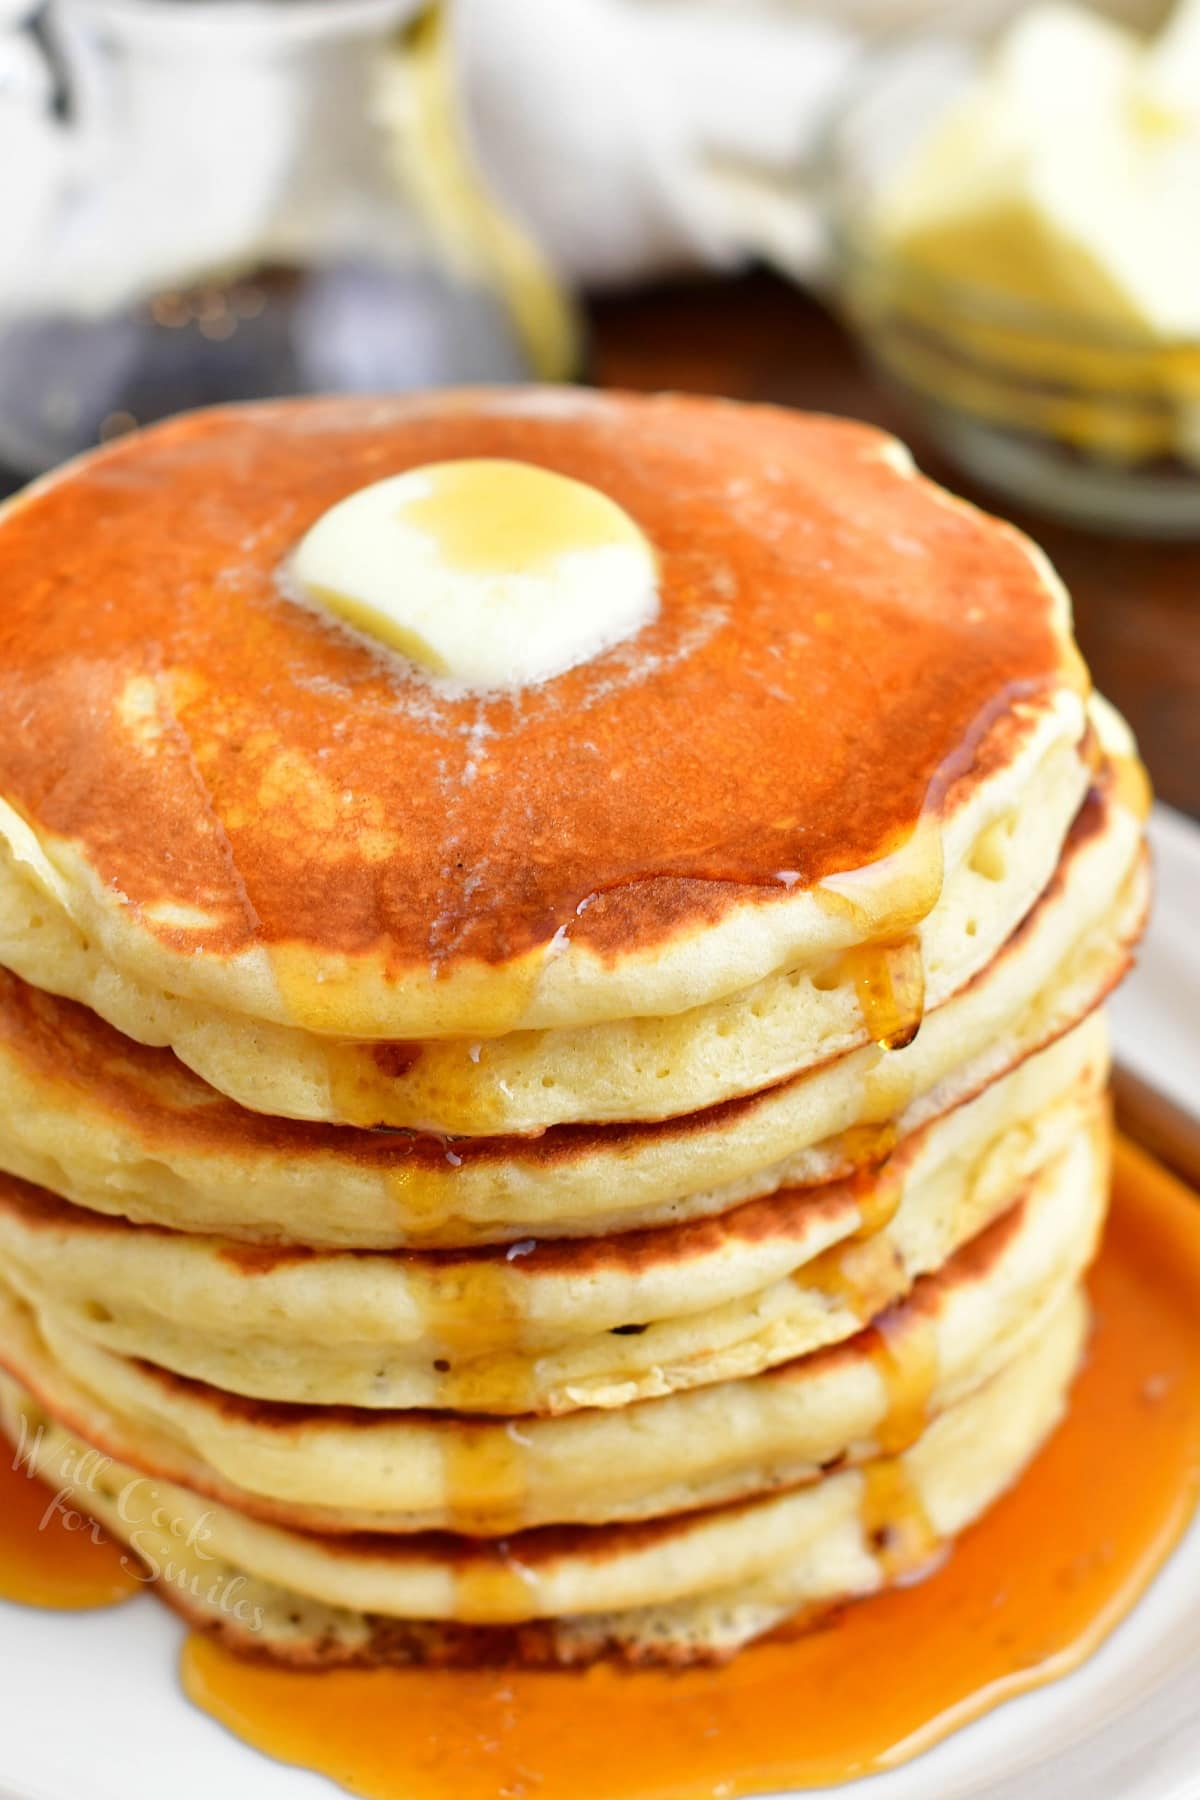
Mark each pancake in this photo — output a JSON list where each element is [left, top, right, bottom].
[[0, 391, 1094, 1098], [0, 693, 1090, 1131], [0, 1015, 1107, 1412], [0, 760, 1146, 1247], [0, 1119, 1105, 1534], [0, 1287, 1086, 1659]]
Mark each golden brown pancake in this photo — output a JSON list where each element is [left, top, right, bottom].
[[0, 1288, 1086, 1661], [0, 1015, 1106, 1413], [0, 389, 1151, 1678], [0, 767, 1146, 1248], [0, 389, 1088, 1042], [0, 1120, 1105, 1534]]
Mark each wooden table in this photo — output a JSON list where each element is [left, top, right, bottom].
[[591, 272, 1200, 821]]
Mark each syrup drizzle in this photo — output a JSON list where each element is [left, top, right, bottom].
[[421, 1258, 536, 1546], [865, 1306, 940, 1456], [858, 1458, 941, 1583], [412, 1258, 535, 1412], [802, 1228, 906, 1327], [309, 951, 554, 1124], [842, 936, 927, 1053], [852, 1156, 904, 1237], [816, 811, 945, 1056], [441, 1420, 530, 1541]]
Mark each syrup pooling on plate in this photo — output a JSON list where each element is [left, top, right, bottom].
[[0, 1440, 140, 1611], [173, 1140, 1200, 1800]]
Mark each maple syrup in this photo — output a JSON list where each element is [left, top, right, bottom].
[[0, 1425, 140, 1611], [864, 1305, 940, 1456], [415, 1258, 518, 1350], [286, 947, 554, 1121], [841, 1129, 904, 1233], [858, 1457, 941, 1584], [802, 1227, 906, 1326], [439, 1418, 531, 1540], [842, 937, 927, 1053], [816, 812, 945, 1055]]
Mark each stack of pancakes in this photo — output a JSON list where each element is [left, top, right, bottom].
[[0, 392, 1148, 1666]]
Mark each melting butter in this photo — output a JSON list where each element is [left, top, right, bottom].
[[289, 459, 659, 691]]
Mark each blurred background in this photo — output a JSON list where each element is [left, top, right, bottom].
[[0, 0, 1196, 1127]]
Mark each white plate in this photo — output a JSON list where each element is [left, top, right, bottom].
[[0, 1505, 1199, 1800], [2, 803, 1198, 1800], [1110, 804, 1200, 1124]]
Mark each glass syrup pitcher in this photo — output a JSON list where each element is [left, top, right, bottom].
[[0, 0, 576, 473]]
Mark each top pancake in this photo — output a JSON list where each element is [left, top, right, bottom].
[[0, 389, 1086, 1040]]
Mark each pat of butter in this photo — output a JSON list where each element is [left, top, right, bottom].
[[875, 0, 1200, 340], [290, 458, 659, 691]]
